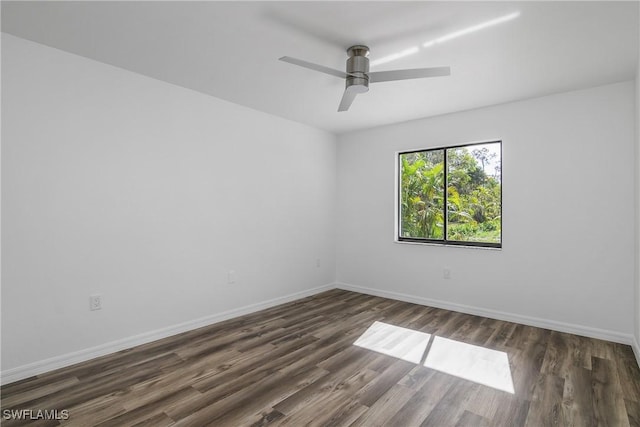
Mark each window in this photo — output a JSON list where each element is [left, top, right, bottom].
[[397, 141, 502, 248]]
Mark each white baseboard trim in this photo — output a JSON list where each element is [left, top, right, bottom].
[[335, 282, 635, 345], [1, 283, 334, 385], [632, 337, 640, 368]]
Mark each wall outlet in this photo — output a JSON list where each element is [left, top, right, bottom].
[[443, 268, 451, 279], [89, 294, 102, 311], [316, 258, 321, 268], [228, 270, 236, 284]]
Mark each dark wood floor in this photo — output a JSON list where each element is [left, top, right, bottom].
[[2, 289, 640, 426]]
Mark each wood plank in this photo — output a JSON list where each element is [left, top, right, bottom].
[[625, 399, 640, 427], [525, 374, 565, 426], [463, 385, 506, 420], [350, 383, 416, 427], [616, 344, 640, 403], [247, 409, 285, 427], [391, 371, 457, 426], [455, 410, 492, 427], [96, 387, 201, 427], [419, 380, 481, 426], [272, 369, 378, 426], [353, 359, 415, 406], [591, 356, 631, 427], [492, 396, 530, 427], [561, 366, 595, 427]]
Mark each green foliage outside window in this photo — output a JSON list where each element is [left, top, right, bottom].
[[399, 142, 501, 246]]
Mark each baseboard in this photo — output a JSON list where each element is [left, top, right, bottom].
[[335, 282, 634, 345], [1, 283, 334, 385], [632, 337, 640, 368]]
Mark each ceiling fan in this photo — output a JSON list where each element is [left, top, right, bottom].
[[279, 45, 450, 112]]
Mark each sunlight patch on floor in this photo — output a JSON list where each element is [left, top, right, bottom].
[[424, 336, 514, 393], [353, 321, 431, 364], [354, 321, 514, 394]]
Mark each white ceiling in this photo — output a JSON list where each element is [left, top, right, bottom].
[[2, 1, 638, 134]]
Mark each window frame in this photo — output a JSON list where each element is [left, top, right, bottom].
[[396, 140, 502, 249]]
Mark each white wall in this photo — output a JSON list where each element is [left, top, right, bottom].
[[1, 34, 337, 375], [635, 7, 640, 355], [337, 81, 636, 339]]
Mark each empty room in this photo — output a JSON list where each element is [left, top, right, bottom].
[[2, 1, 640, 426]]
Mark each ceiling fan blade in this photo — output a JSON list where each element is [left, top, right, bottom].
[[368, 66, 451, 83], [279, 56, 347, 79], [338, 86, 358, 112]]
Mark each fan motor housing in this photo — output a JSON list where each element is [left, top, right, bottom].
[[346, 45, 369, 93]]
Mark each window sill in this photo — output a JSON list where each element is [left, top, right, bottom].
[[394, 239, 502, 251]]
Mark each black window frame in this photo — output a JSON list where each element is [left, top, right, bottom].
[[397, 140, 502, 249]]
